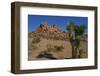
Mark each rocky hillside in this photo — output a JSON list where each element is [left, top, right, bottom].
[[36, 23, 64, 34], [28, 23, 88, 60], [28, 22, 87, 41], [29, 23, 68, 40]]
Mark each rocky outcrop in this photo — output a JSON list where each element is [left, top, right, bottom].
[[36, 23, 64, 34], [28, 22, 87, 41], [29, 22, 68, 39]]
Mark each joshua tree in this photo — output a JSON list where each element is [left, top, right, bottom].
[[67, 22, 86, 58], [74, 24, 86, 58]]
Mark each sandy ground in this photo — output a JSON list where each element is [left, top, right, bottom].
[[28, 38, 87, 60]]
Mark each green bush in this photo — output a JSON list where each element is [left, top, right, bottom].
[[46, 44, 54, 51], [54, 45, 64, 51], [46, 44, 64, 52], [31, 44, 38, 50], [53, 36, 59, 40], [32, 36, 40, 44]]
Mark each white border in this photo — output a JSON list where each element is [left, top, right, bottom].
[[20, 6, 95, 70]]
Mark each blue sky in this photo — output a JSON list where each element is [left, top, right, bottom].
[[28, 15, 88, 32]]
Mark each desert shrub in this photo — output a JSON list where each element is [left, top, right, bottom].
[[46, 44, 64, 52], [47, 35, 52, 39], [52, 35, 68, 41], [32, 36, 41, 44], [31, 44, 38, 50], [53, 35, 59, 40], [77, 46, 84, 58], [54, 45, 64, 51], [46, 44, 54, 51]]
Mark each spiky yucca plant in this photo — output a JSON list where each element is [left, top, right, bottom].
[[67, 22, 86, 58]]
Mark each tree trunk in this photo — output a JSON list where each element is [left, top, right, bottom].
[[71, 41, 77, 58]]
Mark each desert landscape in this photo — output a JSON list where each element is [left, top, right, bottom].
[[28, 22, 88, 60]]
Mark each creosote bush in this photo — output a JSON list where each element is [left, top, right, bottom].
[[31, 44, 38, 50], [32, 36, 41, 44], [46, 44, 64, 52], [54, 45, 64, 51], [46, 44, 54, 51]]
